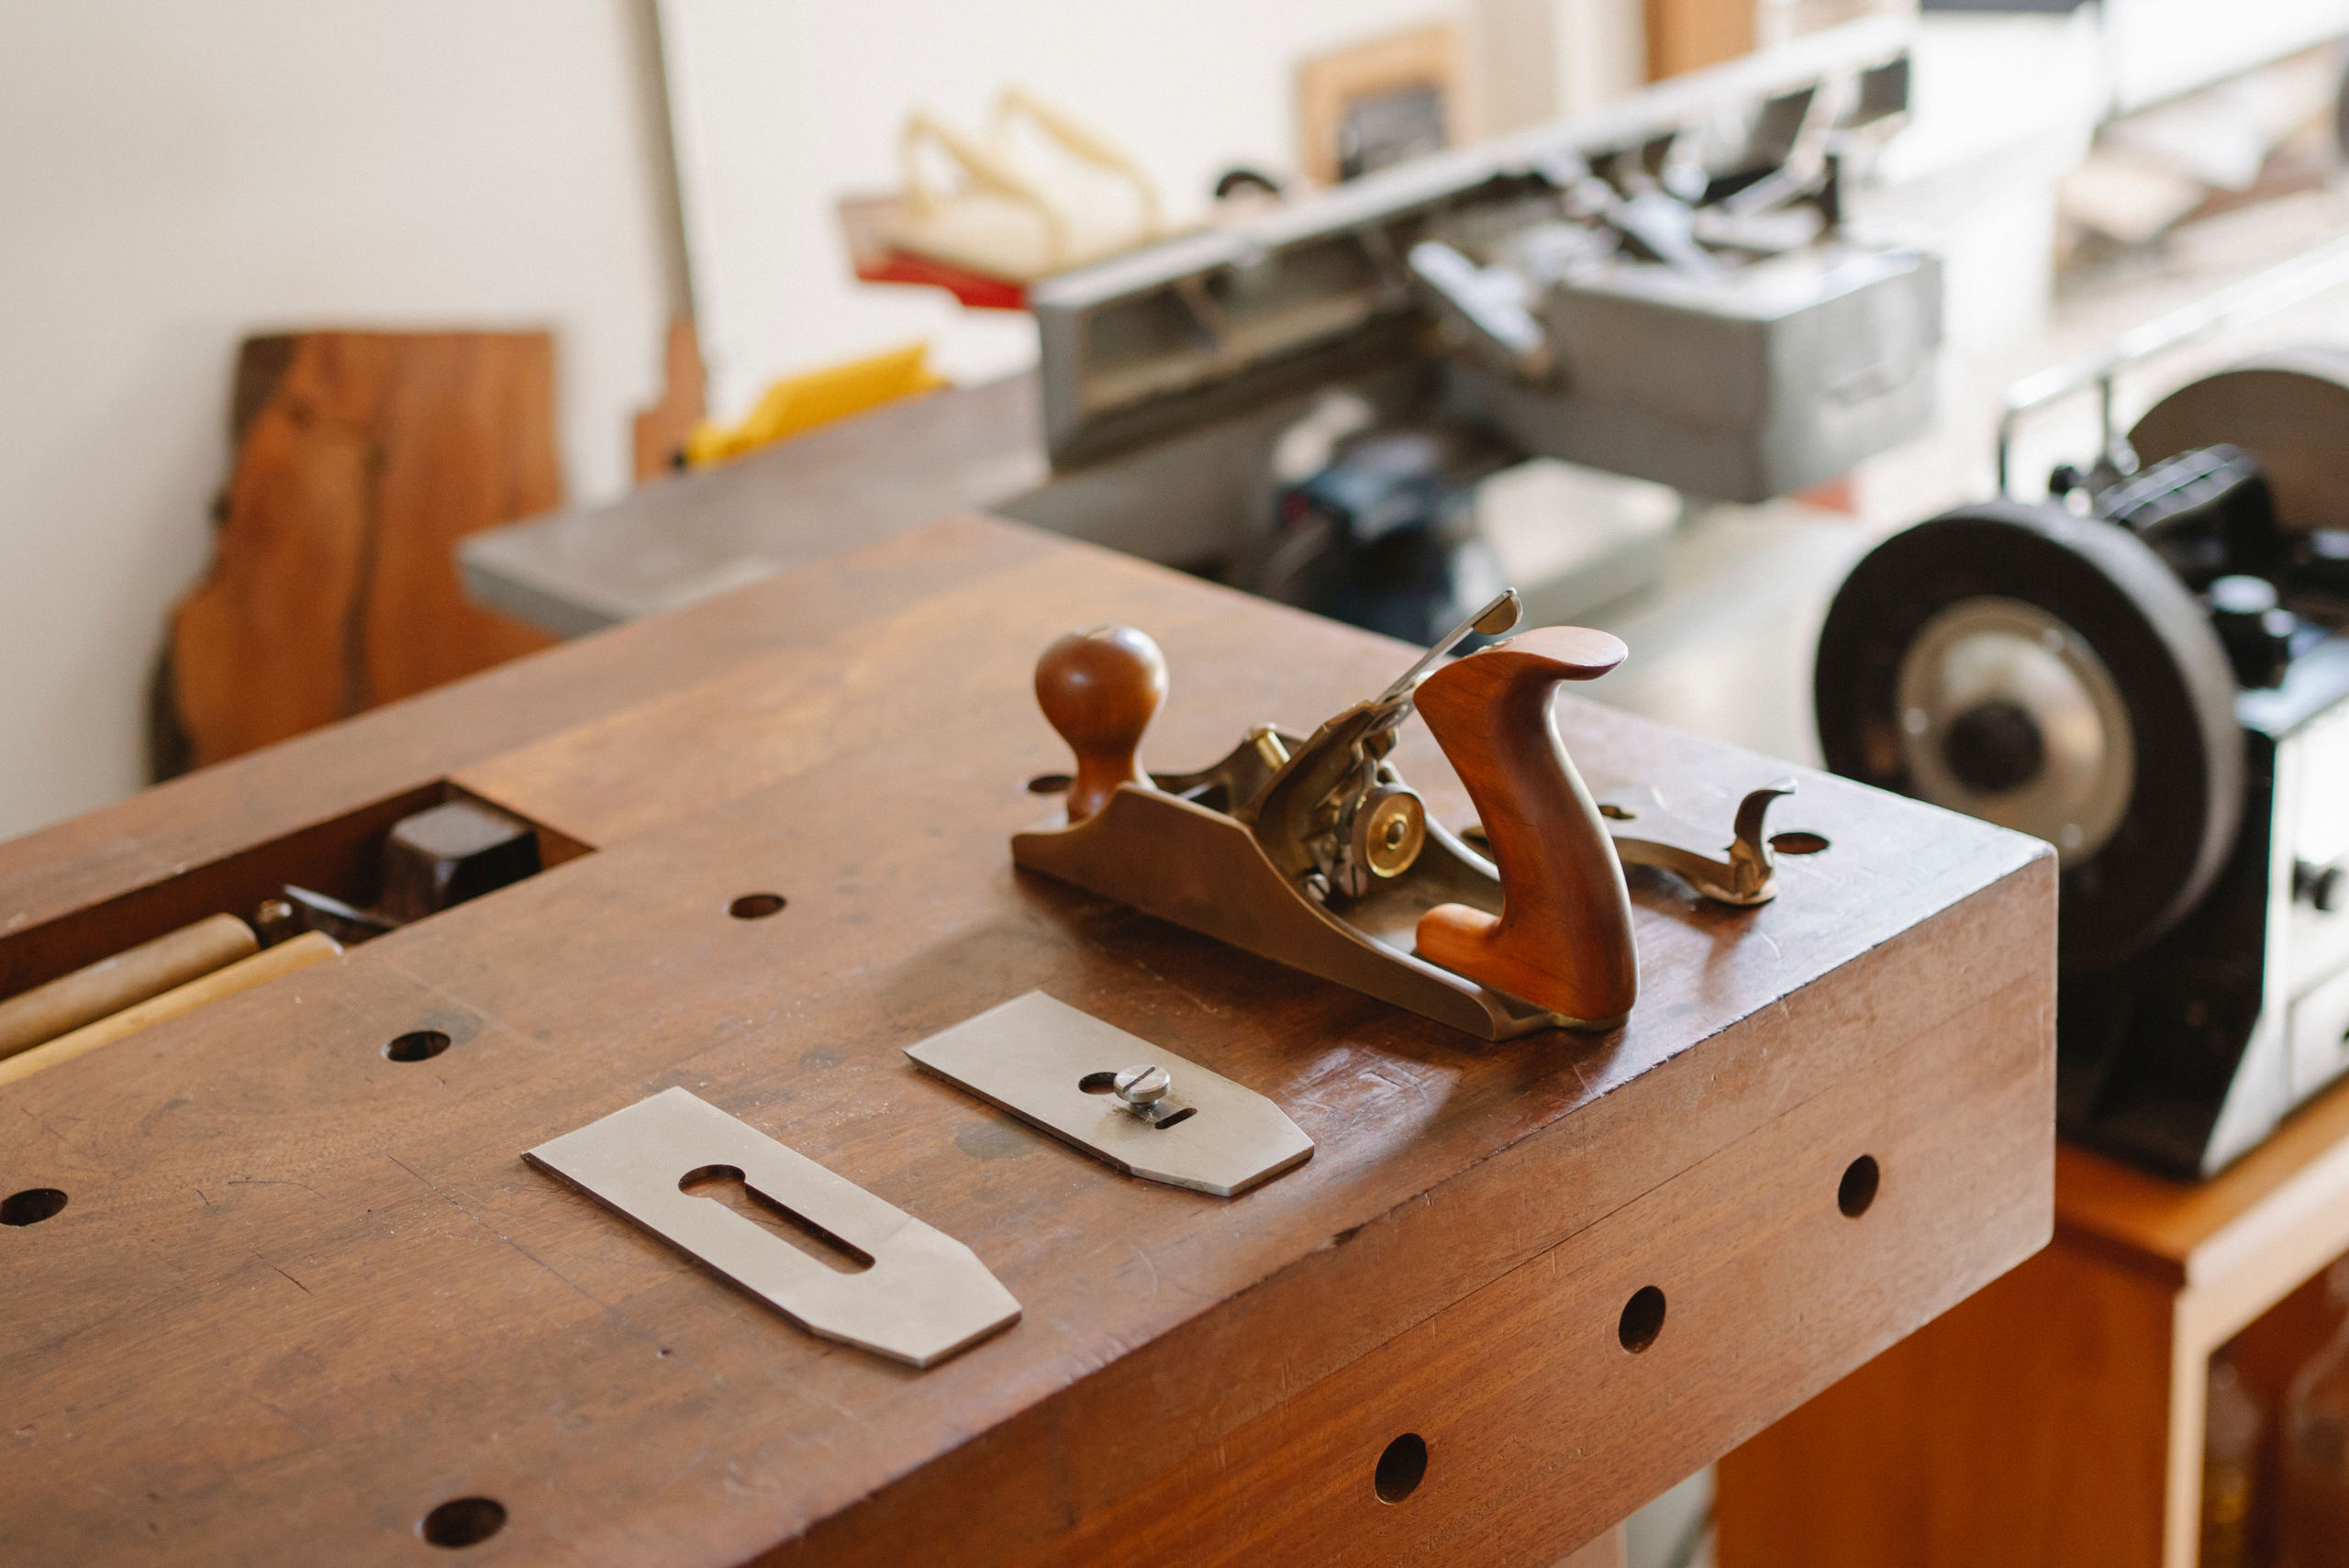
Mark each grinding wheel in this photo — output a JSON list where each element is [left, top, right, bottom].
[[2130, 346, 2349, 536], [1815, 500, 2243, 972]]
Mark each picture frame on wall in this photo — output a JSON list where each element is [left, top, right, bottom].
[[1296, 23, 1464, 186]]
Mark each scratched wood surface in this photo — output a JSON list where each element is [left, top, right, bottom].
[[0, 517, 2054, 1565]]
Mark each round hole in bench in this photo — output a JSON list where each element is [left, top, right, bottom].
[[1771, 830, 1831, 855], [1027, 773, 1073, 795], [1, 1188, 68, 1227], [1619, 1284, 1666, 1353], [1839, 1154, 1881, 1218], [384, 1030, 451, 1063], [420, 1496, 506, 1549], [1375, 1432, 1428, 1503], [729, 893, 786, 920]]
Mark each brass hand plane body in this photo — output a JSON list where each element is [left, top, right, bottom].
[[1012, 599, 1801, 1041]]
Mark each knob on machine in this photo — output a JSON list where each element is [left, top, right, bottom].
[[1816, 350, 2349, 1177]]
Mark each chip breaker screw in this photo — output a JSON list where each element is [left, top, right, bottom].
[[1113, 1065, 1171, 1107]]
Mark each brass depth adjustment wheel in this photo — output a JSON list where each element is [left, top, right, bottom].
[[1815, 500, 2243, 973]]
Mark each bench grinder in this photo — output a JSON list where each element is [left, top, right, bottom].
[[1816, 259, 2349, 1178]]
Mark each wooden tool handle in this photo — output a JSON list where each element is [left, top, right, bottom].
[[0, 913, 258, 1060], [1412, 627, 1638, 1026], [0, 931, 340, 1090], [1034, 625, 1167, 823]]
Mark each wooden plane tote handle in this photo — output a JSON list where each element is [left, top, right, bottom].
[[1413, 627, 1639, 1029], [1034, 625, 1167, 822]]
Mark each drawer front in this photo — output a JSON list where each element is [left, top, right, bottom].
[[2290, 959, 2349, 1102]]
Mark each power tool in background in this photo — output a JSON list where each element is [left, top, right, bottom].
[[1029, 24, 1933, 651], [1816, 245, 2349, 1178]]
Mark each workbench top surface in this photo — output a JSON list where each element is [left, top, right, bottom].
[[0, 517, 2053, 1567]]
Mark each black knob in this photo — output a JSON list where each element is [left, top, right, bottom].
[[2209, 575, 2295, 689], [2301, 529, 2349, 593], [1943, 699, 2045, 795], [2299, 860, 2344, 914]]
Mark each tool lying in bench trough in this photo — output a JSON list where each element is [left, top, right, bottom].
[[0, 797, 550, 1085], [1013, 591, 1812, 1040], [273, 797, 545, 948]]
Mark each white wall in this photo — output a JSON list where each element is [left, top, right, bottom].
[[2106, 0, 2349, 113], [0, 0, 683, 842], [1469, 0, 1647, 135], [659, 0, 1464, 419]]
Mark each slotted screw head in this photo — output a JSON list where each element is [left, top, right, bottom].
[[1113, 1064, 1171, 1106]]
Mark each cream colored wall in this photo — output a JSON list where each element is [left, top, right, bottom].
[[1468, 0, 1647, 135], [0, 0, 684, 842], [3, 0, 1658, 843]]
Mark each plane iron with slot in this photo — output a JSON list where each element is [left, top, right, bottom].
[[524, 1087, 1020, 1368]]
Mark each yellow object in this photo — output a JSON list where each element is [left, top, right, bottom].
[[685, 342, 946, 467], [0, 931, 341, 1089]]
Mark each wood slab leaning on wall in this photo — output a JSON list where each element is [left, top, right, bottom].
[[163, 330, 561, 773]]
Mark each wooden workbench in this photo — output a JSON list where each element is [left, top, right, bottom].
[[1719, 1059, 2349, 1568], [0, 517, 2053, 1565]]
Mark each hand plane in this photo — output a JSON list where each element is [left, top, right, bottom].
[[1012, 593, 1802, 1040]]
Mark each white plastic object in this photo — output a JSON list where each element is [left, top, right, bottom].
[[885, 86, 1163, 283]]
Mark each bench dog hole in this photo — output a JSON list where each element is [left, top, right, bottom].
[[729, 893, 786, 919], [1839, 1153, 1882, 1218], [420, 1496, 506, 1549], [384, 1030, 451, 1063], [1619, 1284, 1666, 1353], [679, 1164, 874, 1273], [1, 1188, 68, 1227], [1375, 1432, 1429, 1503]]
